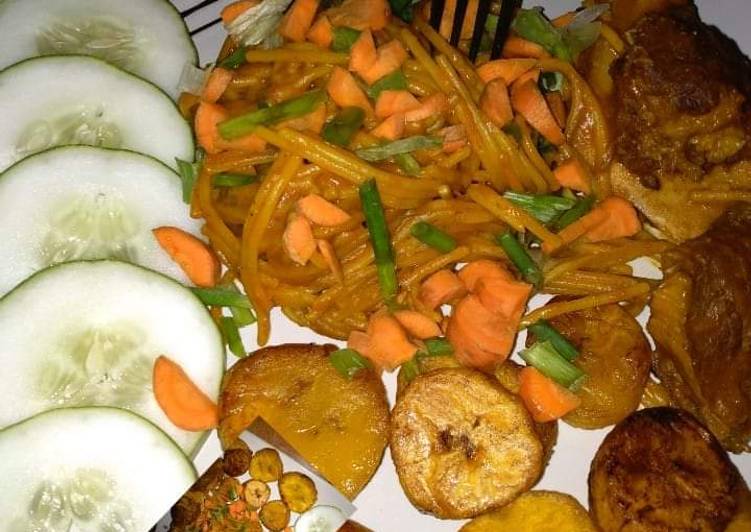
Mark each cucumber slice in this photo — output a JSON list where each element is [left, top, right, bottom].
[[0, 260, 225, 455], [295, 506, 348, 532], [0, 0, 197, 98], [0, 406, 196, 532], [0, 55, 193, 172], [0, 145, 202, 296]]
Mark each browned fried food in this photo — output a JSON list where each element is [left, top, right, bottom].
[[534, 304, 651, 429], [607, 2, 751, 241], [390, 368, 543, 519], [589, 407, 743, 532], [218, 344, 390, 499], [649, 205, 751, 452]]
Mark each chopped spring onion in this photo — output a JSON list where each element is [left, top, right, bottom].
[[329, 348, 373, 379], [527, 320, 578, 361], [322, 106, 365, 146], [422, 337, 454, 357], [355, 136, 442, 162], [512, 8, 601, 62], [222, 282, 257, 328], [212, 172, 257, 187], [175, 157, 198, 204], [191, 287, 254, 309], [553, 195, 596, 231], [539, 71, 564, 93], [219, 90, 325, 139], [394, 152, 421, 175], [221, 317, 247, 358], [331, 26, 361, 53], [503, 122, 523, 142], [410, 221, 457, 253], [400, 358, 420, 383], [389, 0, 420, 22], [519, 340, 586, 390], [503, 191, 576, 224], [497, 232, 543, 289], [219, 46, 248, 69], [366, 70, 408, 99], [359, 179, 398, 305]]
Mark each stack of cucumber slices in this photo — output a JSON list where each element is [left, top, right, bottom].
[[0, 1, 225, 529]]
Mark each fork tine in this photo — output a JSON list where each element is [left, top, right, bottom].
[[468, 0, 491, 62], [430, 0, 447, 31], [190, 17, 222, 36], [181, 0, 221, 18], [449, 0, 470, 46], [490, 0, 522, 60]]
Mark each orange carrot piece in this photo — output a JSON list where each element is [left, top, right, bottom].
[[374, 90, 421, 119], [503, 36, 550, 59], [195, 102, 267, 154], [370, 112, 405, 140], [296, 193, 351, 226], [511, 79, 565, 146], [552, 11, 576, 28], [514, 68, 541, 87], [153, 356, 219, 431], [221, 0, 258, 24], [480, 78, 514, 128], [438, 124, 467, 153], [365, 312, 419, 370], [277, 103, 327, 133], [283, 213, 317, 265], [153, 226, 219, 287], [475, 276, 532, 321], [202, 67, 233, 103], [419, 269, 467, 309], [404, 93, 449, 122], [519, 366, 580, 422], [307, 15, 333, 48], [585, 197, 642, 242], [393, 310, 442, 339], [347, 330, 373, 357], [327, 66, 374, 115], [349, 29, 378, 74], [546, 91, 567, 128], [476, 58, 537, 84], [360, 40, 408, 85], [325, 0, 391, 31], [279, 0, 320, 42], [542, 204, 609, 254], [316, 239, 344, 281], [553, 159, 590, 193], [458, 259, 515, 292]]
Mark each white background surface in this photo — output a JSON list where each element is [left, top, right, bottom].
[[171, 0, 751, 529]]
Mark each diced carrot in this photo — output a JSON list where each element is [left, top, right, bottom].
[[221, 0, 258, 24], [325, 0, 391, 31], [438, 124, 467, 153], [375, 90, 421, 119], [480, 78, 513, 128], [543, 204, 609, 254], [419, 269, 467, 309], [404, 93, 449, 122], [195, 102, 267, 154], [476, 58, 537, 84], [316, 239, 344, 281], [153, 226, 219, 287], [360, 40, 408, 85], [503, 36, 550, 59], [553, 159, 590, 193], [546, 91, 567, 129], [393, 310, 442, 339], [514, 68, 541, 87], [585, 196, 642, 242], [458, 259, 515, 292], [202, 67, 233, 103], [228, 500, 248, 520], [370, 113, 405, 140], [153, 356, 219, 431], [347, 330, 372, 356], [327, 66, 374, 115], [421, 0, 479, 40], [519, 366, 580, 422], [279, 0, 320, 43], [283, 213, 317, 265], [307, 15, 333, 48], [551, 11, 576, 28], [446, 313, 497, 373], [475, 276, 532, 321], [511, 79, 565, 146], [364, 312, 419, 370], [349, 30, 377, 74], [296, 193, 351, 226], [277, 103, 327, 133]]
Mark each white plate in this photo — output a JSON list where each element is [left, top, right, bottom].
[[174, 0, 751, 528]]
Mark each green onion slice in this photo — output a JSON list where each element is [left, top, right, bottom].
[[329, 348, 373, 379], [519, 340, 586, 390], [212, 172, 257, 187], [503, 191, 576, 224], [219, 46, 248, 69], [394, 152, 421, 175], [191, 287, 253, 309], [331, 27, 361, 53], [221, 317, 247, 358], [322, 106, 365, 146], [553, 195, 596, 231], [355, 136, 441, 162], [219, 90, 325, 139], [421, 337, 454, 357], [359, 179, 398, 305], [496, 232, 543, 289], [366, 70, 408, 99], [527, 320, 578, 361], [410, 221, 457, 253], [175, 157, 198, 204], [400, 358, 420, 383]]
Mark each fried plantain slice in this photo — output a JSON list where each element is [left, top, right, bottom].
[[279, 471, 318, 513], [460, 490, 597, 532], [243, 479, 271, 510], [589, 407, 743, 532], [391, 368, 543, 519], [259, 500, 290, 531], [249, 448, 283, 482]]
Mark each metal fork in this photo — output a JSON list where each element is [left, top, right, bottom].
[[180, 0, 224, 36]]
